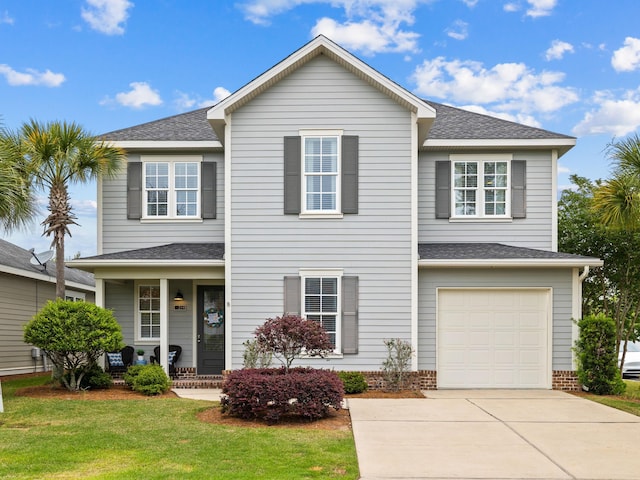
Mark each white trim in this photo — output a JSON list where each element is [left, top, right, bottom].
[[134, 281, 161, 343], [160, 278, 169, 376], [97, 176, 104, 255], [141, 156, 203, 220], [298, 213, 344, 219], [68, 259, 224, 269], [0, 264, 94, 292], [300, 134, 341, 215], [108, 141, 222, 150], [299, 269, 343, 353], [551, 149, 558, 251], [423, 138, 576, 156], [224, 112, 233, 371], [298, 128, 343, 136], [449, 153, 513, 161], [410, 112, 419, 371], [571, 267, 581, 369], [419, 258, 603, 268]]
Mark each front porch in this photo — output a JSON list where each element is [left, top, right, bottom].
[[111, 367, 225, 388]]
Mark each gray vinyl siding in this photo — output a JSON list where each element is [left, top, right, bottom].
[[0, 273, 94, 376], [418, 268, 574, 371], [229, 54, 414, 370], [101, 153, 224, 254], [419, 151, 554, 249], [104, 280, 194, 366]]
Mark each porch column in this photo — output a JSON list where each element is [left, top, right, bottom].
[[160, 278, 169, 376], [95, 278, 105, 308]]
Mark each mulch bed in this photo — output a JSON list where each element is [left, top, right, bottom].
[[11, 377, 424, 429]]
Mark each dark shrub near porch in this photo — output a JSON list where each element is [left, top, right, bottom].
[[221, 367, 344, 423]]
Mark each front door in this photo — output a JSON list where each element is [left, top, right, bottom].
[[197, 285, 225, 374]]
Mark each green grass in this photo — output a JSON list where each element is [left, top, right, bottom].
[[0, 375, 358, 479], [581, 379, 640, 416]]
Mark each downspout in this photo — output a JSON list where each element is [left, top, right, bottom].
[[578, 265, 590, 283], [572, 265, 590, 370]]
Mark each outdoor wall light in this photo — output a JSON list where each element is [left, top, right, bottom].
[[174, 290, 184, 301]]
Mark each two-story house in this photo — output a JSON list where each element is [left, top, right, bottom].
[[71, 36, 601, 390]]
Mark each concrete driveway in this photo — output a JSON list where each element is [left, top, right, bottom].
[[348, 390, 640, 480]]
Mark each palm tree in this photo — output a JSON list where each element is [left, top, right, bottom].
[[0, 124, 35, 231], [3, 120, 125, 298]]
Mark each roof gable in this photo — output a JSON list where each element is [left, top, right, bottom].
[[207, 35, 436, 145]]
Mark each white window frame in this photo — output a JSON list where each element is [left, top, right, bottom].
[[135, 281, 161, 343], [300, 269, 343, 353], [141, 155, 202, 220], [450, 154, 512, 219], [64, 290, 86, 302], [300, 129, 342, 215]]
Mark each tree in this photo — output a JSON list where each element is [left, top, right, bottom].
[[24, 300, 123, 391], [0, 120, 125, 298], [253, 314, 334, 372], [0, 124, 34, 231]]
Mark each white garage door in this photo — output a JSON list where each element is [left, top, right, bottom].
[[437, 289, 550, 389]]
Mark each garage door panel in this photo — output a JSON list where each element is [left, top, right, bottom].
[[438, 289, 549, 389]]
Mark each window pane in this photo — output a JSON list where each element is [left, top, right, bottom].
[[495, 174, 507, 188], [306, 176, 321, 193], [322, 278, 337, 295], [496, 162, 508, 174], [305, 155, 321, 173], [306, 278, 321, 294], [305, 138, 321, 154], [306, 194, 320, 210], [484, 163, 495, 174], [322, 296, 337, 312], [141, 325, 151, 338], [306, 296, 321, 312], [322, 137, 337, 154], [322, 315, 337, 331], [321, 194, 336, 210], [151, 325, 160, 338]]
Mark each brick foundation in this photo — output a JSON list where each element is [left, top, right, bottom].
[[358, 370, 438, 390], [552, 370, 580, 391]]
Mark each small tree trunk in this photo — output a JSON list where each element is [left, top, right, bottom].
[[55, 235, 65, 299]]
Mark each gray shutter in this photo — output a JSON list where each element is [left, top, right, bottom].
[[127, 162, 142, 220], [511, 160, 526, 219], [341, 135, 359, 214], [283, 276, 301, 315], [341, 276, 359, 354], [201, 162, 216, 219], [284, 136, 301, 214], [435, 161, 451, 219]]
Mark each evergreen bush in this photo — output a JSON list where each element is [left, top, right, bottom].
[[337, 371, 368, 394], [130, 364, 171, 396], [575, 313, 626, 395]]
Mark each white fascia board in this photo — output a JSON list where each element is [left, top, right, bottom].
[[108, 141, 223, 150], [0, 264, 95, 291], [423, 138, 576, 156], [68, 259, 225, 270], [208, 36, 436, 127], [418, 258, 603, 268]]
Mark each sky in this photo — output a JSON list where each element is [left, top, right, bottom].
[[1, 0, 640, 257]]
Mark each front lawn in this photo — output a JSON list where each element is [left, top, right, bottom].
[[580, 379, 640, 416], [0, 375, 358, 479]]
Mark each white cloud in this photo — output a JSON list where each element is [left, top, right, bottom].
[[611, 37, 640, 72], [446, 20, 468, 41], [173, 87, 232, 111], [461, 0, 478, 7], [525, 0, 557, 17], [239, 0, 424, 54], [101, 82, 162, 109], [311, 17, 419, 55], [457, 104, 542, 128], [411, 57, 578, 116], [573, 88, 640, 137], [557, 164, 570, 174], [1, 10, 14, 25], [0, 64, 65, 87], [81, 0, 133, 35], [545, 40, 574, 61], [503, 2, 520, 12]]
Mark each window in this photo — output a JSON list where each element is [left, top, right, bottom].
[[65, 290, 85, 302], [142, 156, 201, 219], [303, 275, 340, 349], [451, 155, 511, 218], [138, 284, 160, 340], [303, 135, 340, 213]]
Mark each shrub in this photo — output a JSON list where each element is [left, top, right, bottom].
[[123, 364, 145, 387], [381, 338, 414, 391], [338, 371, 368, 394], [254, 315, 334, 372], [221, 367, 344, 423], [62, 363, 113, 390], [242, 339, 273, 368], [129, 364, 171, 396], [575, 313, 626, 395], [23, 300, 123, 391]]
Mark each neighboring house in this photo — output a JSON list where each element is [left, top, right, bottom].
[[70, 36, 602, 389], [0, 239, 95, 376]]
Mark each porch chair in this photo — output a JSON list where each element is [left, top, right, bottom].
[[150, 344, 182, 378], [105, 345, 134, 375]]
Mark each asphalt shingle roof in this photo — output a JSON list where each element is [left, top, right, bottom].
[[80, 243, 224, 261], [99, 101, 572, 143], [418, 243, 597, 261], [100, 107, 217, 142], [0, 238, 95, 287]]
